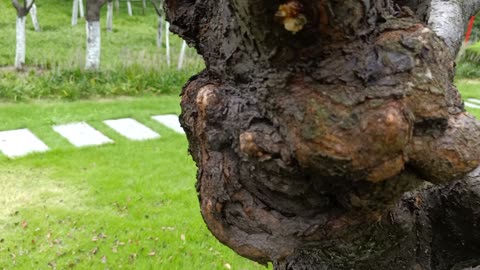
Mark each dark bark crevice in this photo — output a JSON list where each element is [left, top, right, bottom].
[[166, 0, 480, 268]]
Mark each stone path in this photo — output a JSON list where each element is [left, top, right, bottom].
[[0, 115, 183, 159], [466, 98, 480, 109]]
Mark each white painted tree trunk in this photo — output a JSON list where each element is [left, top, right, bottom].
[[85, 21, 101, 70], [29, 2, 40, 32], [156, 16, 163, 48], [177, 40, 187, 70], [78, 0, 84, 18], [106, 1, 113, 32], [165, 21, 170, 66], [127, 0, 132, 16], [15, 16, 26, 70], [72, 0, 79, 26]]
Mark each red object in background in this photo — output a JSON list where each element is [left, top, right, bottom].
[[466, 16, 475, 42]]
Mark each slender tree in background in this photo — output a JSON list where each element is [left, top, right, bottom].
[[78, 0, 84, 18], [177, 40, 186, 70], [28, 0, 40, 32], [165, 0, 480, 269], [151, 0, 163, 48], [85, 0, 107, 70], [165, 21, 170, 66], [106, 0, 113, 32], [12, 0, 35, 70], [126, 0, 132, 16], [71, 0, 79, 26]]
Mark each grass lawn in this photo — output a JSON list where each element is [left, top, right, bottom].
[[0, 96, 266, 269], [0, 0, 203, 101]]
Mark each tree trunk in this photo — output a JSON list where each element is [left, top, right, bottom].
[[85, 21, 101, 70], [165, 0, 480, 268], [156, 15, 163, 48], [127, 0, 132, 16], [71, 0, 79, 26], [85, 0, 106, 70], [177, 40, 186, 70], [165, 21, 170, 66], [142, 0, 146, 15], [115, 0, 119, 13], [15, 16, 26, 70], [106, 0, 113, 32], [79, 0, 84, 18], [28, 1, 40, 32]]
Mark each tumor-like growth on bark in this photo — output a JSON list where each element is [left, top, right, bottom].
[[165, 0, 480, 268]]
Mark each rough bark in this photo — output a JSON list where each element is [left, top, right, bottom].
[[165, 0, 480, 269]]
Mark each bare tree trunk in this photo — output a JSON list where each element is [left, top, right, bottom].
[[78, 0, 84, 18], [115, 0, 119, 13], [71, 0, 79, 26], [106, 0, 113, 32], [12, 0, 35, 70], [126, 0, 132, 16], [177, 40, 186, 70], [15, 16, 26, 70], [141, 0, 146, 15], [165, 0, 480, 268], [28, 0, 40, 32], [151, 0, 163, 48], [165, 21, 170, 66], [85, 0, 106, 70]]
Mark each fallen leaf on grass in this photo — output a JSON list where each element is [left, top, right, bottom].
[[21, 220, 28, 229], [224, 263, 232, 270], [180, 234, 186, 241], [101, 255, 107, 264], [91, 247, 99, 255], [148, 251, 156, 256]]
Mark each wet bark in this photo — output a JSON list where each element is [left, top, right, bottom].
[[165, 0, 480, 269]]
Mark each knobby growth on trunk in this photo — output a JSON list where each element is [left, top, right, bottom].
[[165, 0, 480, 269]]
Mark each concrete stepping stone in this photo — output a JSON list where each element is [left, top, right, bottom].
[[103, 118, 160, 141], [465, 101, 480, 109], [0, 129, 49, 158], [151, 115, 185, 134], [467, 98, 480, 105], [53, 122, 113, 147]]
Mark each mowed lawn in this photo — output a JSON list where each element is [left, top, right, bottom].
[[0, 96, 265, 269]]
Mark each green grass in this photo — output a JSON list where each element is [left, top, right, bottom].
[[0, 0, 203, 101], [0, 96, 266, 269]]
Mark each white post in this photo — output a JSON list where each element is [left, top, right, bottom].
[[15, 16, 26, 70], [127, 0, 132, 16], [106, 1, 113, 32], [156, 16, 163, 48], [79, 0, 84, 18], [165, 21, 170, 66], [72, 0, 79, 26], [85, 21, 101, 70], [29, 4, 41, 32], [177, 40, 187, 70]]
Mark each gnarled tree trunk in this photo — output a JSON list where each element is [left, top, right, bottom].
[[165, 0, 480, 269]]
